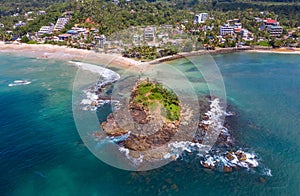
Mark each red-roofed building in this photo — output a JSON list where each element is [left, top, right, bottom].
[[85, 17, 95, 24], [234, 28, 242, 33], [264, 19, 278, 26]]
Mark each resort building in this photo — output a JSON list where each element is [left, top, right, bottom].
[[54, 18, 70, 32], [261, 18, 280, 30], [241, 29, 252, 40], [195, 13, 208, 24], [133, 34, 141, 44], [267, 25, 283, 37], [38, 25, 54, 35], [144, 26, 155, 41], [71, 26, 86, 33], [58, 34, 72, 40], [220, 24, 234, 36], [97, 34, 106, 48], [264, 19, 279, 26], [0, 23, 4, 28], [233, 23, 242, 34]]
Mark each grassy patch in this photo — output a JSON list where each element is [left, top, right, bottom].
[[150, 102, 158, 112], [132, 80, 180, 121], [259, 41, 270, 47]]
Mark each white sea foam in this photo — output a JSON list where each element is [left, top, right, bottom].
[[8, 80, 31, 87], [262, 168, 273, 176], [70, 61, 120, 110], [201, 150, 259, 171], [119, 147, 144, 166], [164, 141, 210, 160], [201, 98, 229, 134], [109, 131, 131, 143], [69, 61, 120, 82]]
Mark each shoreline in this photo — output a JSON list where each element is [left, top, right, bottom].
[[0, 41, 144, 70], [150, 46, 300, 64], [1, 42, 300, 70]]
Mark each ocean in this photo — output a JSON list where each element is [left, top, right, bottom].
[[0, 52, 299, 195]]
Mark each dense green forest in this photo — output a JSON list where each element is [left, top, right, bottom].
[[1, 0, 300, 39]]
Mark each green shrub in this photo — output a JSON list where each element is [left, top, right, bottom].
[[133, 81, 180, 121], [27, 40, 39, 44]]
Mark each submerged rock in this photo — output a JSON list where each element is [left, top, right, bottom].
[[223, 166, 233, 173]]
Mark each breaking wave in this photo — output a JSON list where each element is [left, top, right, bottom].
[[70, 61, 120, 111]]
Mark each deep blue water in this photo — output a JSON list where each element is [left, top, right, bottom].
[[0, 52, 300, 195]]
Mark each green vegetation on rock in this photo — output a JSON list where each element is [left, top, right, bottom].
[[132, 80, 180, 121]]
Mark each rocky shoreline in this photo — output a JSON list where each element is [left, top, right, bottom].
[[76, 63, 269, 173], [83, 76, 261, 172], [102, 80, 181, 153]]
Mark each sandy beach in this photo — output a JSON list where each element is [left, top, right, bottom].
[[0, 42, 145, 70], [1, 42, 300, 70], [248, 47, 300, 54]]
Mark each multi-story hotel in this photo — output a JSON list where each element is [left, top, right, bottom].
[[195, 13, 208, 24], [38, 25, 54, 35], [220, 24, 234, 36], [267, 25, 283, 37], [53, 18, 69, 32]]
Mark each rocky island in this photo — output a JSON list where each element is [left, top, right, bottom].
[[101, 79, 181, 152], [82, 73, 261, 172]]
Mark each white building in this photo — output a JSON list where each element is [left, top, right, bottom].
[[233, 23, 242, 29], [38, 11, 46, 15], [13, 21, 26, 29], [25, 11, 33, 17], [133, 34, 141, 44], [98, 35, 106, 48], [54, 18, 69, 31], [220, 24, 234, 36], [144, 26, 155, 41], [241, 29, 251, 40], [38, 25, 54, 35], [267, 25, 283, 37], [195, 13, 208, 24], [0, 23, 4, 28]]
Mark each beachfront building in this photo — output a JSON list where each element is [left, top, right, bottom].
[[67, 30, 78, 35], [260, 18, 279, 31], [220, 24, 234, 36], [241, 29, 250, 40], [133, 34, 141, 45], [144, 26, 155, 41], [233, 23, 242, 34], [267, 25, 283, 37], [195, 13, 208, 24], [38, 25, 54, 35], [58, 34, 72, 40], [54, 18, 70, 32], [96, 34, 106, 48], [71, 26, 86, 34]]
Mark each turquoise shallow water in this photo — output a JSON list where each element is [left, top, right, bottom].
[[0, 52, 300, 195]]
